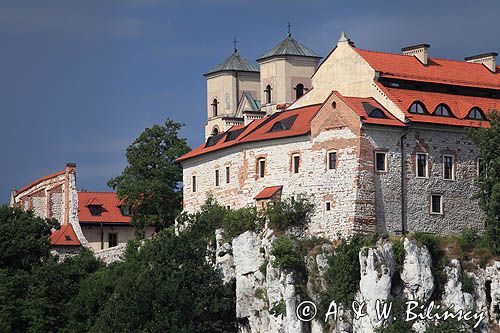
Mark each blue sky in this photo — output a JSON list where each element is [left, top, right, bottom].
[[2, 0, 499, 203]]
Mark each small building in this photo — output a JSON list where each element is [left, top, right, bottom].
[[10, 163, 154, 253]]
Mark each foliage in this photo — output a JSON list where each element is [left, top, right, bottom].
[[461, 269, 475, 294], [108, 118, 190, 232], [266, 195, 314, 232], [374, 298, 414, 333], [221, 206, 262, 241], [270, 236, 304, 271], [470, 110, 500, 255], [269, 299, 286, 318], [456, 228, 480, 252], [392, 238, 405, 268]]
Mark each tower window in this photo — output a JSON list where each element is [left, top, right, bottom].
[[258, 158, 266, 178], [211, 127, 219, 136], [265, 85, 272, 104], [292, 154, 300, 173], [328, 151, 337, 170], [212, 99, 219, 117], [295, 83, 304, 99], [467, 107, 485, 120], [408, 101, 426, 114], [325, 202, 331, 211], [215, 169, 220, 186], [192, 175, 197, 192], [226, 166, 230, 183], [443, 155, 454, 180], [430, 194, 443, 215], [416, 153, 428, 178], [375, 152, 387, 172], [434, 104, 451, 117]]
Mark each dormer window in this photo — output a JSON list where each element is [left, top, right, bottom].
[[265, 85, 272, 104], [408, 102, 426, 114], [434, 104, 451, 117], [65, 235, 72, 241], [368, 108, 387, 118], [120, 205, 130, 216], [467, 107, 485, 120], [212, 99, 219, 117], [89, 205, 102, 216], [269, 115, 298, 133], [295, 83, 304, 99]]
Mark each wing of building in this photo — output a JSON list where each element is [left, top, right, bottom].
[[10, 164, 155, 254], [178, 31, 500, 239]]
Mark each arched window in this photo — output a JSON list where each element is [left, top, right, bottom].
[[295, 83, 304, 99], [265, 85, 272, 104], [408, 101, 426, 114], [434, 104, 451, 117], [467, 107, 485, 120], [212, 99, 218, 117], [368, 108, 387, 118], [211, 127, 219, 136]]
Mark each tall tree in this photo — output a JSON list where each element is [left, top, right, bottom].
[[108, 119, 190, 231], [470, 110, 500, 255]]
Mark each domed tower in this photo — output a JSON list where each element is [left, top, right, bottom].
[[257, 24, 322, 114], [203, 41, 260, 139]]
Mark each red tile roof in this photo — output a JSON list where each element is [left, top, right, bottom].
[[78, 192, 131, 224], [16, 170, 65, 194], [177, 103, 323, 162], [333, 92, 406, 127], [50, 224, 81, 246], [356, 48, 500, 90], [379, 84, 498, 127], [254, 186, 282, 200]]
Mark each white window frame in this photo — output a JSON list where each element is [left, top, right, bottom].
[[416, 153, 429, 178], [430, 194, 443, 215], [375, 151, 388, 173], [442, 155, 455, 180], [258, 158, 266, 178], [327, 150, 337, 170], [292, 154, 300, 174]]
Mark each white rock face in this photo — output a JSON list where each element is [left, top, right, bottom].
[[486, 261, 500, 327], [353, 242, 395, 333], [215, 229, 235, 283], [442, 259, 474, 311], [401, 238, 434, 302]]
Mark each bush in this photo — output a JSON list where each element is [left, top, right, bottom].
[[266, 195, 313, 232], [461, 270, 475, 294], [456, 229, 479, 252], [270, 236, 303, 271], [221, 207, 262, 241], [392, 238, 405, 268]]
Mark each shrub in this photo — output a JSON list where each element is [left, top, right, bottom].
[[270, 236, 303, 271], [456, 229, 479, 252], [266, 195, 314, 232], [221, 206, 262, 241], [269, 299, 286, 318], [461, 270, 475, 294], [392, 238, 405, 268]]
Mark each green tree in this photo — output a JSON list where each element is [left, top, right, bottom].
[[108, 119, 191, 231], [470, 110, 500, 255]]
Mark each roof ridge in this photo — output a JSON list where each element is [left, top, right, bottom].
[[78, 191, 117, 194]]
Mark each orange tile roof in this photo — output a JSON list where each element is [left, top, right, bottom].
[[254, 186, 282, 200], [333, 92, 406, 127], [16, 170, 65, 194], [379, 84, 498, 127], [177, 103, 323, 162], [78, 192, 131, 224], [50, 224, 81, 246], [356, 48, 500, 90]]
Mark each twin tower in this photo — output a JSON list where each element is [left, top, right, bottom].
[[203, 30, 322, 139]]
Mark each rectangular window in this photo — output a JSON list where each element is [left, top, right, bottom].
[[328, 151, 337, 170], [89, 205, 102, 216], [226, 166, 230, 183], [258, 159, 266, 178], [325, 202, 331, 211], [215, 169, 220, 186], [477, 158, 485, 176], [416, 153, 428, 178], [443, 155, 454, 180], [375, 152, 387, 172], [192, 175, 196, 192], [293, 155, 300, 173], [108, 233, 118, 248], [430, 194, 443, 215], [226, 205, 231, 210]]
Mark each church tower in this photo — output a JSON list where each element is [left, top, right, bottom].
[[203, 41, 260, 139], [257, 24, 322, 114]]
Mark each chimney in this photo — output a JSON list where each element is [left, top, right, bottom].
[[64, 163, 76, 225], [10, 188, 16, 207], [402, 44, 430, 65], [465, 52, 497, 73]]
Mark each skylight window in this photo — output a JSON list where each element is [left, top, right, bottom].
[[89, 205, 102, 216], [65, 235, 72, 241], [408, 102, 427, 114], [467, 107, 485, 120], [434, 104, 451, 117]]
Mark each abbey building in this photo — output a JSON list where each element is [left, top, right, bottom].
[[178, 31, 500, 240]]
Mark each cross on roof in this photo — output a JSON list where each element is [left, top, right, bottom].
[[287, 22, 292, 36], [233, 38, 237, 53]]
